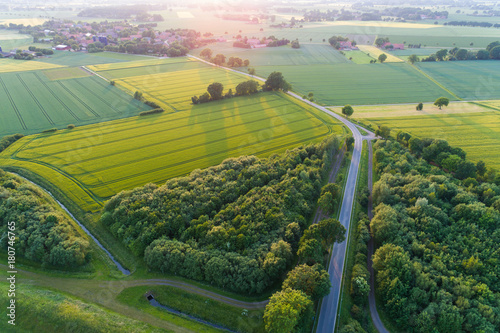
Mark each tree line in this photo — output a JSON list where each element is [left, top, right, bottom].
[[371, 139, 500, 332], [101, 136, 341, 294], [191, 72, 291, 105], [0, 170, 90, 268]]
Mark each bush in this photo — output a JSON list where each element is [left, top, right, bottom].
[[139, 108, 164, 116], [42, 128, 57, 133], [0, 134, 24, 153], [110, 80, 115, 86], [67, 124, 75, 129]]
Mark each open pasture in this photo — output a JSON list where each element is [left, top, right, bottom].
[[0, 92, 341, 211], [43, 67, 91, 80], [254, 62, 455, 106], [342, 50, 375, 64], [0, 71, 150, 136], [356, 111, 500, 170], [416, 61, 500, 100]]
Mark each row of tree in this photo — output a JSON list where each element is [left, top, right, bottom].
[[199, 48, 250, 67], [418, 41, 500, 62], [191, 72, 292, 105], [0, 170, 90, 268]]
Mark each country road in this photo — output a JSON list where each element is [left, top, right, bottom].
[[189, 55, 378, 332], [8, 54, 380, 333]]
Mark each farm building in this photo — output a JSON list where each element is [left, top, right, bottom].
[[338, 41, 359, 50], [55, 45, 71, 51], [382, 42, 404, 50]]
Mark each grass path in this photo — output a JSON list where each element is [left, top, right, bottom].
[[410, 63, 462, 100]]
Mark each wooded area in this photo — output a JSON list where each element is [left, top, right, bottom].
[[372, 139, 500, 332], [102, 135, 341, 294]]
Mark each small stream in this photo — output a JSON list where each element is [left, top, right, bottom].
[[12, 173, 131, 275], [148, 296, 238, 333]]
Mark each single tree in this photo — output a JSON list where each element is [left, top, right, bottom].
[[416, 102, 423, 111], [212, 54, 226, 66], [342, 105, 354, 117], [263, 289, 313, 333], [435, 49, 448, 61], [263, 72, 291, 92], [248, 67, 256, 76], [408, 54, 420, 64], [378, 53, 387, 63], [243, 59, 250, 66], [490, 45, 500, 59], [207, 82, 224, 100], [282, 264, 331, 301], [434, 97, 449, 109]]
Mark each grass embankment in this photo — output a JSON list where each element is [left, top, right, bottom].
[[118, 286, 265, 333], [0, 279, 167, 333]]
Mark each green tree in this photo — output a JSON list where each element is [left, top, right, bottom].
[[207, 82, 224, 100], [248, 67, 256, 76], [476, 49, 489, 60], [375, 37, 389, 47], [375, 125, 391, 138], [297, 238, 323, 264], [263, 72, 291, 92], [434, 97, 449, 109], [408, 54, 420, 64], [378, 53, 387, 63], [212, 54, 226, 66], [490, 45, 500, 59], [263, 288, 313, 333], [200, 48, 212, 59], [243, 59, 250, 66], [318, 192, 335, 214], [342, 105, 354, 117], [435, 49, 448, 61], [486, 41, 500, 52], [282, 264, 331, 301], [416, 102, 423, 110], [455, 49, 468, 60]]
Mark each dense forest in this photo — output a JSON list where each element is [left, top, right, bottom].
[[371, 139, 500, 332], [0, 170, 90, 268], [101, 136, 340, 294]]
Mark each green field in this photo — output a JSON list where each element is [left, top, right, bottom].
[[254, 62, 455, 105], [416, 61, 500, 100], [0, 91, 342, 212], [193, 43, 350, 67], [0, 71, 150, 136], [0, 58, 63, 73], [43, 67, 91, 80], [35, 51, 155, 67], [356, 111, 500, 170], [342, 50, 375, 64]]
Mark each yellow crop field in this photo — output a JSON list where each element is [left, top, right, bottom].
[[0, 92, 341, 212], [357, 45, 404, 63], [0, 59, 64, 73]]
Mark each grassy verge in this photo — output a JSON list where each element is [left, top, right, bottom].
[[0, 275, 166, 333], [337, 141, 376, 332], [119, 286, 265, 333]]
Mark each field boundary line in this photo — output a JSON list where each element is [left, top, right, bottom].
[[81, 65, 109, 82], [16, 74, 55, 125], [0, 76, 27, 130], [410, 63, 462, 100], [32, 72, 80, 121], [57, 81, 101, 118], [73, 79, 121, 114]]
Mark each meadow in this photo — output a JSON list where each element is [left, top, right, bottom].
[[353, 109, 500, 170], [416, 61, 500, 100], [0, 58, 63, 73], [253, 62, 455, 106], [36, 51, 155, 67], [0, 92, 341, 212], [0, 71, 150, 136]]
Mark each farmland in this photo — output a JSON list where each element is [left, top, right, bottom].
[[357, 45, 404, 62], [90, 58, 255, 111], [253, 62, 455, 105], [0, 92, 342, 212], [416, 61, 500, 100], [351, 107, 500, 169], [35, 51, 155, 67], [0, 71, 150, 136], [192, 43, 350, 67], [0, 58, 63, 73]]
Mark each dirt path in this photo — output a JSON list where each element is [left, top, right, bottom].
[[366, 141, 390, 333]]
